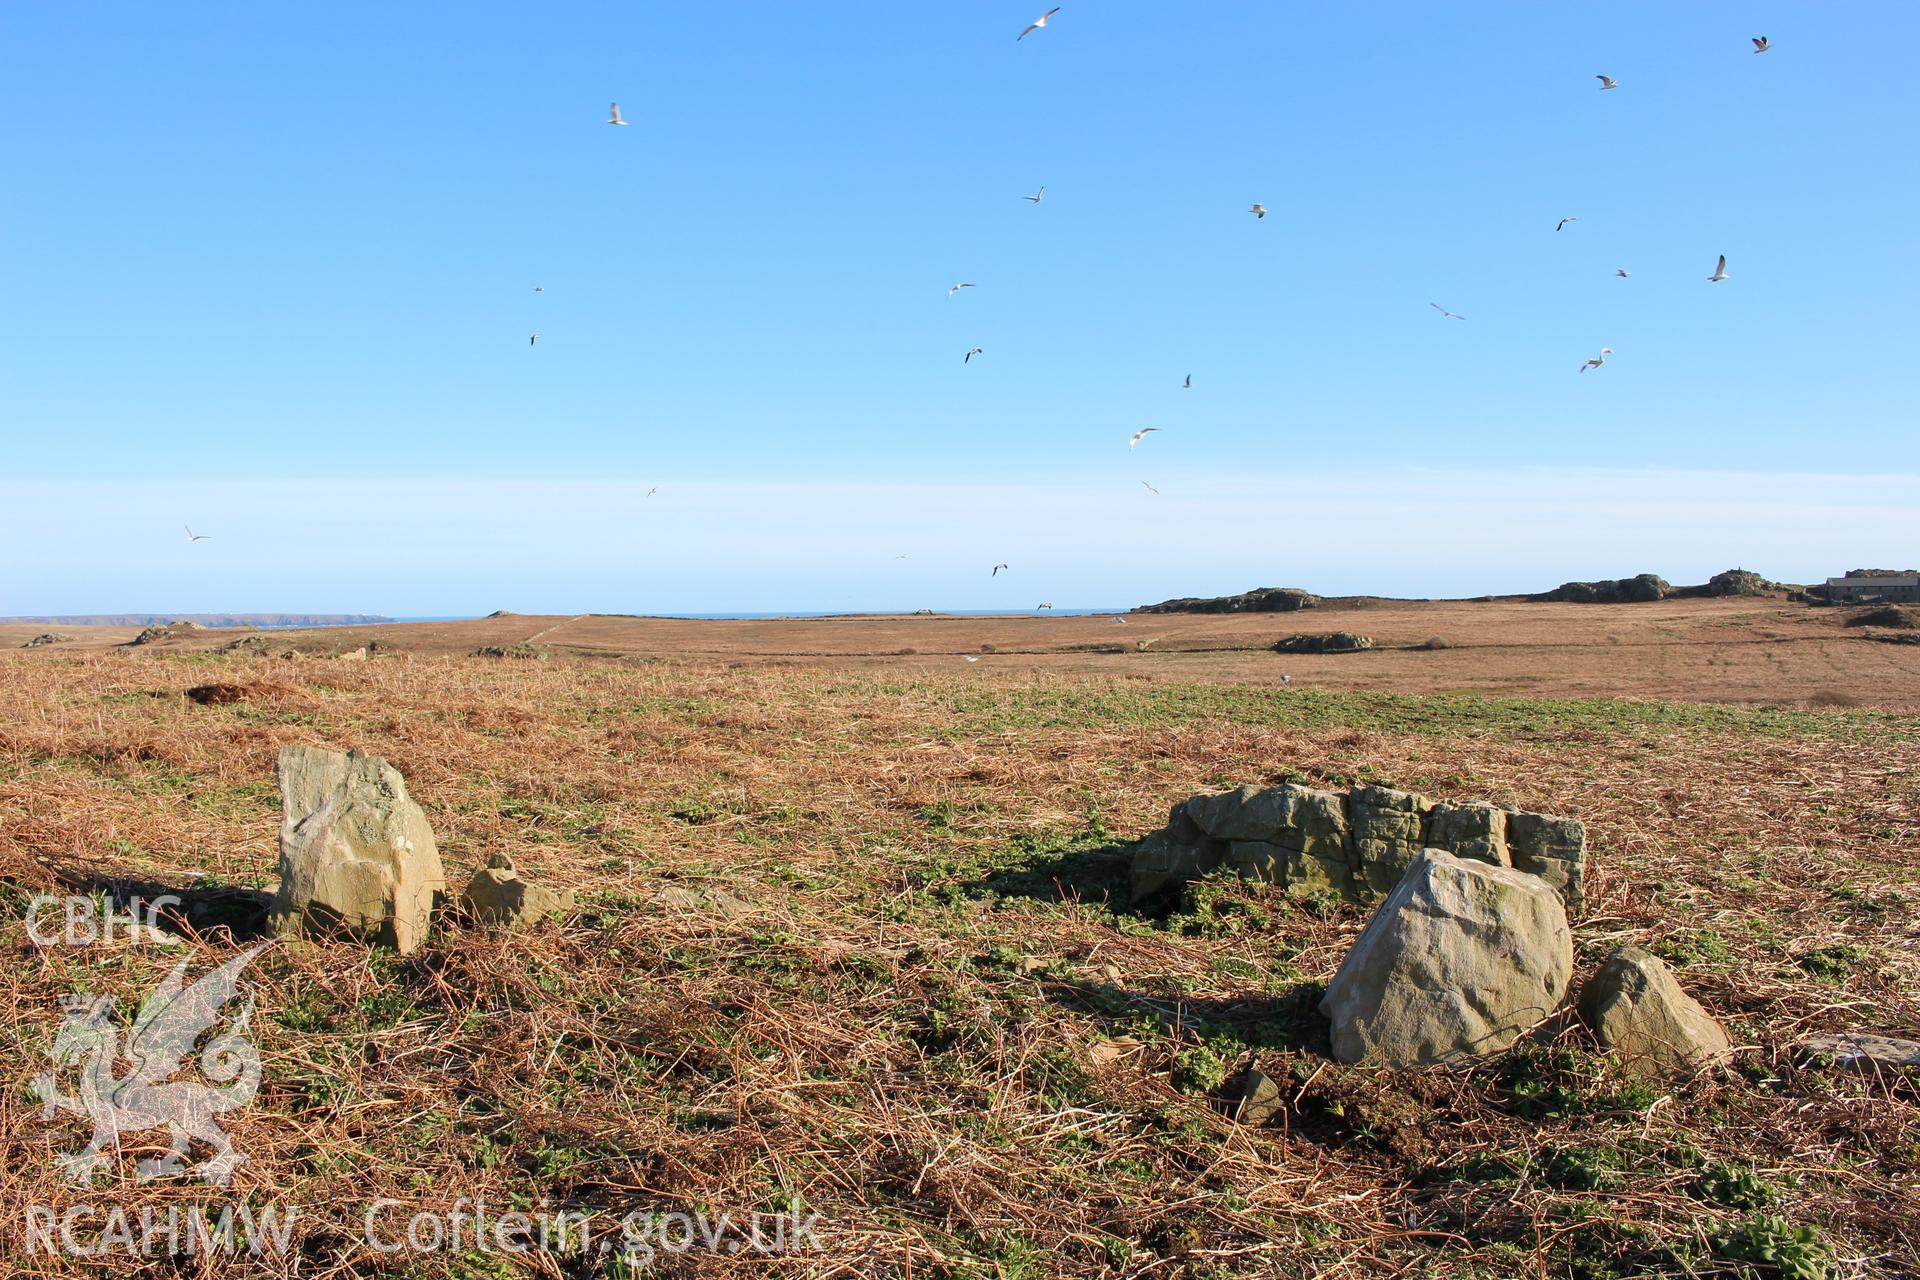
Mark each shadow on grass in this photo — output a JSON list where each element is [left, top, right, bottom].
[[50, 867, 273, 942], [1044, 971, 1333, 1057], [957, 840, 1145, 914]]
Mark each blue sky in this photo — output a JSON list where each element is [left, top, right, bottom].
[[3, 2, 1915, 614]]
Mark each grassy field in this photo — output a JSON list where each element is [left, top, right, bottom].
[[2, 599, 1917, 1277]]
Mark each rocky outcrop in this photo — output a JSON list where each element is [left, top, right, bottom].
[[268, 746, 448, 953], [1320, 850, 1574, 1066], [1271, 632, 1372, 654], [21, 633, 73, 648], [1131, 781, 1586, 912], [1577, 946, 1732, 1077], [1537, 574, 1671, 604], [1704, 568, 1773, 597], [127, 621, 205, 646], [461, 853, 575, 926], [1134, 587, 1321, 615]]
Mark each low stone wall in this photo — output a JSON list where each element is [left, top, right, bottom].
[[1130, 781, 1585, 911]]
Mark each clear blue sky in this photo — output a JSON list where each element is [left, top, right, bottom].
[[3, 2, 1915, 614]]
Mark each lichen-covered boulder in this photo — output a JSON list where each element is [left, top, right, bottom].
[[1506, 812, 1587, 913], [1349, 785, 1433, 896], [1577, 946, 1731, 1077], [1321, 850, 1574, 1066], [462, 853, 575, 926], [268, 745, 448, 953]]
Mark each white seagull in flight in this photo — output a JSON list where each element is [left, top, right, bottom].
[[1556, 216, 1579, 232], [1430, 303, 1465, 320], [948, 282, 974, 296], [1579, 347, 1613, 373], [1018, 7, 1060, 40], [184, 525, 211, 542], [1141, 481, 1158, 494], [607, 103, 628, 126], [1708, 254, 1730, 282], [1596, 75, 1619, 90], [1024, 187, 1045, 204], [991, 563, 1009, 577], [1752, 36, 1770, 53], [1182, 373, 1192, 389], [530, 332, 539, 346], [1616, 269, 1631, 278], [965, 347, 983, 363], [1129, 428, 1158, 449], [1250, 203, 1268, 219]]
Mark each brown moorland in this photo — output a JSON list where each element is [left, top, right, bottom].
[[1, 596, 1916, 1278]]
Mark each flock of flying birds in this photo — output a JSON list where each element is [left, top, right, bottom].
[[184, 17, 1776, 633], [1436, 42, 1766, 376]]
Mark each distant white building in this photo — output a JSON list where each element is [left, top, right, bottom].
[[1826, 574, 1920, 603]]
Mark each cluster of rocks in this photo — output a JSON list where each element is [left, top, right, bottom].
[[1131, 781, 1586, 911], [1532, 568, 1778, 605], [269, 745, 571, 954], [1271, 631, 1372, 654], [1320, 850, 1730, 1074], [1134, 781, 1737, 1077], [1133, 587, 1321, 615], [473, 643, 546, 660], [21, 633, 73, 648], [217, 634, 377, 660]]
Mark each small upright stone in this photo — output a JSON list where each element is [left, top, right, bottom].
[[1348, 785, 1433, 896], [1321, 849, 1573, 1067], [1428, 802, 1510, 867], [1505, 812, 1587, 913], [269, 745, 448, 953], [1578, 946, 1732, 1077], [1234, 1068, 1284, 1125], [461, 853, 576, 927]]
